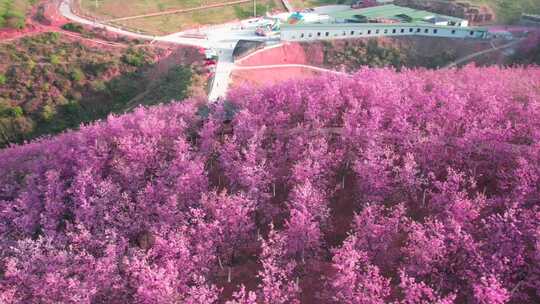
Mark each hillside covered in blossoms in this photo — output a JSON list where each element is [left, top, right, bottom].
[[0, 66, 540, 303]]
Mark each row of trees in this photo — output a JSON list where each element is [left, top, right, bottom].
[[0, 66, 539, 303]]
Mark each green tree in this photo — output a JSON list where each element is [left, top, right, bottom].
[[0, 104, 24, 118], [152, 66, 193, 103], [91, 80, 106, 92], [70, 68, 85, 82], [46, 32, 61, 43], [40, 104, 56, 121], [121, 48, 149, 67], [61, 23, 83, 33], [25, 59, 36, 71], [49, 54, 61, 65], [5, 11, 25, 29]]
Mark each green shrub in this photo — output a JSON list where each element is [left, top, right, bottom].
[[0, 99, 10, 115], [84, 61, 108, 76], [40, 104, 55, 121], [69, 68, 85, 82], [49, 54, 60, 65], [13, 115, 34, 136], [61, 23, 83, 33], [0, 105, 24, 118], [106, 74, 141, 103], [5, 11, 25, 29], [151, 66, 192, 103], [91, 80, 106, 92], [46, 32, 61, 43], [59, 100, 83, 126], [1, 0, 29, 30], [234, 3, 272, 19], [25, 59, 36, 71], [121, 48, 148, 67], [0, 73, 6, 85]]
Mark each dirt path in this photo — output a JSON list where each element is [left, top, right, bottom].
[[0, 26, 54, 43], [443, 38, 524, 68], [0, 23, 139, 48]]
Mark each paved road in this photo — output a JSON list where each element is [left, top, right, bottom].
[[209, 48, 235, 101]]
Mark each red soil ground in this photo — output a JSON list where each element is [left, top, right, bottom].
[[232, 42, 326, 88], [236, 42, 310, 66], [231, 66, 322, 88]]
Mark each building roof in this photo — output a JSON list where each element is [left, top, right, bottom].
[[281, 22, 487, 31], [328, 4, 465, 24], [426, 16, 449, 23]]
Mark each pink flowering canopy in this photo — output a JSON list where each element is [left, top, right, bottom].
[[1, 66, 540, 303]]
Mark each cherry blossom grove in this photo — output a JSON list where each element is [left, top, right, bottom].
[[1, 66, 539, 303]]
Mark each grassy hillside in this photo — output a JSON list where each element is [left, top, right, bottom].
[[302, 36, 536, 72], [466, 0, 540, 23], [0, 0, 35, 29], [79, 0, 283, 34], [288, 0, 351, 9], [0, 33, 206, 147], [302, 38, 461, 71], [112, 1, 281, 35], [80, 0, 266, 19], [289, 0, 540, 24], [302, 37, 500, 72]]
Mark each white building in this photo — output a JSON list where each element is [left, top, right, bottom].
[[280, 23, 488, 41]]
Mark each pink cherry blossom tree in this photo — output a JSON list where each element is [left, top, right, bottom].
[[258, 224, 301, 304]]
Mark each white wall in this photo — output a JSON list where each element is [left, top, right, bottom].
[[281, 24, 487, 41]]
